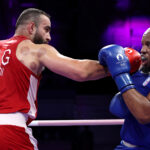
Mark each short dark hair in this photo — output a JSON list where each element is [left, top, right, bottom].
[[15, 8, 50, 29]]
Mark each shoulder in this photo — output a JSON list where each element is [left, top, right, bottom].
[[17, 40, 57, 56]]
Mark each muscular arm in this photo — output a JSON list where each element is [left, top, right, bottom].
[[122, 89, 150, 124], [37, 44, 109, 81]]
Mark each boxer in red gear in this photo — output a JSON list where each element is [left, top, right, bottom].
[[0, 8, 142, 150], [0, 8, 109, 150]]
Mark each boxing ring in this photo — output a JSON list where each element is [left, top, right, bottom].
[[29, 119, 124, 126]]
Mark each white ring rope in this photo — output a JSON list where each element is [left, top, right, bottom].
[[29, 119, 124, 126]]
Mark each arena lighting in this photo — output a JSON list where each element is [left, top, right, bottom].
[[102, 16, 150, 51], [20, 3, 37, 7], [115, 0, 130, 11]]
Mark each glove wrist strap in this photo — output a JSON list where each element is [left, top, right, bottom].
[[114, 73, 135, 93]]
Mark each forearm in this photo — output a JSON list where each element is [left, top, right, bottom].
[[38, 44, 109, 81], [122, 89, 150, 124], [79, 59, 109, 81]]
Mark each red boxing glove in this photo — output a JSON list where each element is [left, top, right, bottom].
[[124, 47, 141, 74]]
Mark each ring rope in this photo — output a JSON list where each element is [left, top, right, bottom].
[[29, 119, 124, 126]]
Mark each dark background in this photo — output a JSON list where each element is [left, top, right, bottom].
[[1, 0, 150, 149]]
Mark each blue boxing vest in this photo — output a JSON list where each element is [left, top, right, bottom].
[[120, 70, 150, 148]]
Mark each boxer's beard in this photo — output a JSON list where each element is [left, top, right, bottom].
[[33, 31, 48, 44], [140, 65, 150, 73]]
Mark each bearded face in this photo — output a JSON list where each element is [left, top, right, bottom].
[[32, 15, 51, 44], [33, 30, 49, 44]]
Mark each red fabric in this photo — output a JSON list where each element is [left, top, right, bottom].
[[0, 125, 36, 150], [0, 36, 41, 123]]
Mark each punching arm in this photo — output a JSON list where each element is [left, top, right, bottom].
[[37, 44, 109, 81]]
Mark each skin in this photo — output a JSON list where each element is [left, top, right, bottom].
[[15, 14, 109, 81], [122, 28, 150, 124]]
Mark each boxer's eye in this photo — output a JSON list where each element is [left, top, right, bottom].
[[44, 26, 50, 33], [145, 41, 150, 48]]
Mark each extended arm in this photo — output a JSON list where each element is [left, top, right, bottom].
[[38, 44, 109, 81]]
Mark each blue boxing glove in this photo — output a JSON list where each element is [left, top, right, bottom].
[[109, 92, 130, 118], [98, 44, 135, 93]]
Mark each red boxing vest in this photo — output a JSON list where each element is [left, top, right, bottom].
[[0, 36, 41, 124]]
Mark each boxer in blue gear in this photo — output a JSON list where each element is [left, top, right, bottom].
[[109, 47, 141, 118], [115, 69, 150, 150], [99, 28, 150, 150]]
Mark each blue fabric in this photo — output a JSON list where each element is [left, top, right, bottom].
[[116, 70, 150, 149], [115, 141, 150, 150]]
